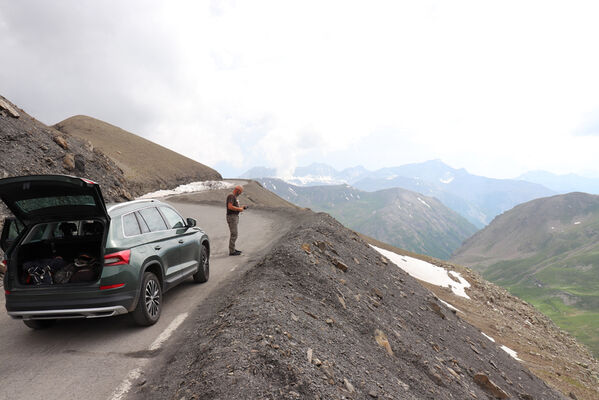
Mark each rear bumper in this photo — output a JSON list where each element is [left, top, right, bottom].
[[5, 288, 138, 319], [9, 305, 128, 320]]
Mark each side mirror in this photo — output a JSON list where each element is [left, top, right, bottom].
[[186, 218, 197, 228], [1, 217, 24, 252]]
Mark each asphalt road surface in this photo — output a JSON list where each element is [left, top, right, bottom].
[[0, 199, 288, 400]]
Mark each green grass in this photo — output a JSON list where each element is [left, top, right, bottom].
[[505, 282, 599, 357]]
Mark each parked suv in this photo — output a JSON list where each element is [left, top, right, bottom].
[[0, 175, 210, 328]]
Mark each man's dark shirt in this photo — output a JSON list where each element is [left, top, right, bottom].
[[226, 194, 240, 215]]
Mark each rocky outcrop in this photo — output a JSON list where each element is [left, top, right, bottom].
[[0, 98, 20, 118], [0, 95, 133, 203]]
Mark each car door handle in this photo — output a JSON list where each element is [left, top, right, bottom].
[[178, 239, 184, 244], [154, 245, 161, 250]]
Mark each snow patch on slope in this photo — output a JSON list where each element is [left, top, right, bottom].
[[286, 175, 344, 186], [372, 245, 471, 299], [417, 197, 431, 208], [139, 181, 234, 199]]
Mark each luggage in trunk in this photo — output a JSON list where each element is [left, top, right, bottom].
[[16, 220, 104, 285]]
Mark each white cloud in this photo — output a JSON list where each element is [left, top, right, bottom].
[[1, 0, 599, 178]]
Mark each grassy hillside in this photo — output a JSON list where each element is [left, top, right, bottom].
[[258, 178, 477, 259], [452, 192, 599, 356], [54, 115, 221, 194]]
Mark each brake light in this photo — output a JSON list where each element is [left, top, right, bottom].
[[104, 250, 131, 266], [100, 283, 125, 290], [4, 290, 10, 295]]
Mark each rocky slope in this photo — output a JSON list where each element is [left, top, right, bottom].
[[257, 178, 477, 260], [0, 95, 132, 202], [53, 115, 221, 195], [369, 237, 599, 400], [452, 192, 599, 357], [133, 210, 563, 400]]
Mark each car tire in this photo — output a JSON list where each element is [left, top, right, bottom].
[[23, 319, 56, 330], [132, 271, 162, 326], [193, 245, 209, 283]]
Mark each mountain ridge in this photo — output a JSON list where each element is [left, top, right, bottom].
[[452, 192, 599, 357], [241, 161, 555, 227], [257, 177, 477, 260]]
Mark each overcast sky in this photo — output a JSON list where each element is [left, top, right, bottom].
[[2, 0, 599, 179]]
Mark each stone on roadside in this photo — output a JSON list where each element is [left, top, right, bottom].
[[62, 153, 75, 171], [473, 373, 509, 399], [344, 378, 355, 393], [333, 259, 348, 272], [374, 329, 394, 356], [53, 135, 69, 149]]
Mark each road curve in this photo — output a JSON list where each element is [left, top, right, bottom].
[[0, 200, 288, 400]]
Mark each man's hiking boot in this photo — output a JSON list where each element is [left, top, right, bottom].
[[229, 250, 242, 256]]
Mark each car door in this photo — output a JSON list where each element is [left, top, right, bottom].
[[158, 206, 198, 274], [137, 206, 183, 284]]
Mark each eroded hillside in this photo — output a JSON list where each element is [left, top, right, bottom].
[[133, 211, 563, 400], [53, 115, 221, 195]]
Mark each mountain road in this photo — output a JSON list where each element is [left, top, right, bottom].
[[0, 200, 291, 400]]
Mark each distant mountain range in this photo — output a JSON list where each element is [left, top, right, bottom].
[[257, 178, 477, 260], [452, 192, 599, 356], [242, 160, 555, 227], [518, 170, 599, 194]]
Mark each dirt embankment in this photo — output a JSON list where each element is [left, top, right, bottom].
[[53, 115, 222, 195], [133, 211, 563, 400]]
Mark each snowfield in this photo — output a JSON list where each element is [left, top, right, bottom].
[[138, 181, 234, 199], [372, 245, 471, 299], [372, 245, 523, 362]]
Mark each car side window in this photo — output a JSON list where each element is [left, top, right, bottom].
[[123, 212, 141, 236], [135, 212, 150, 233], [138, 207, 167, 232], [159, 207, 185, 229]]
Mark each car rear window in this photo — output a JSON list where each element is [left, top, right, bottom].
[[138, 207, 167, 232], [15, 195, 96, 213], [123, 213, 141, 236], [160, 207, 185, 229]]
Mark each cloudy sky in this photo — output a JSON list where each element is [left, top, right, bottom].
[[2, 0, 599, 179]]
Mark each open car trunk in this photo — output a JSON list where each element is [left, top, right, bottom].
[[15, 219, 105, 286]]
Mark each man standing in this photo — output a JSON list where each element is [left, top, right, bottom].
[[226, 185, 248, 256]]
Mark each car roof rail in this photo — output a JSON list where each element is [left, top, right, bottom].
[[107, 199, 161, 213]]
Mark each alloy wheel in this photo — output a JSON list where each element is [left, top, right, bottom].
[[145, 279, 161, 318]]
